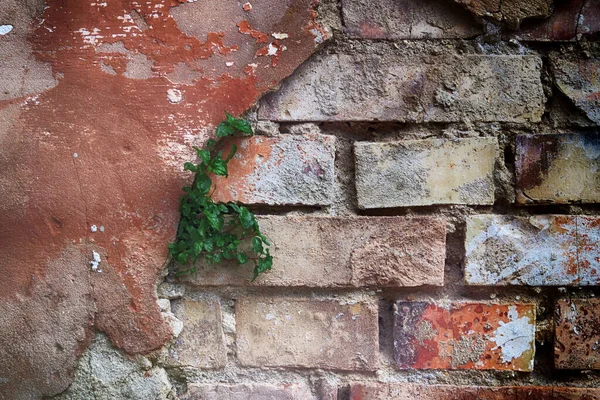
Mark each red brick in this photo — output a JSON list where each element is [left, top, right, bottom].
[[184, 216, 446, 288], [516, 0, 583, 41], [236, 297, 378, 370], [553, 387, 600, 400], [210, 133, 335, 206], [181, 382, 318, 399], [342, 0, 481, 39], [394, 302, 536, 371], [555, 298, 600, 370]]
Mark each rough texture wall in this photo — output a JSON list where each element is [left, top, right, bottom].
[[1, 0, 600, 399]]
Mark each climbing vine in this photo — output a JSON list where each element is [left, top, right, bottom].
[[168, 113, 272, 281]]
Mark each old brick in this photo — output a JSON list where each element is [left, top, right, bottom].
[[210, 133, 335, 206], [181, 382, 318, 400], [236, 297, 378, 370], [259, 54, 543, 123], [516, 133, 600, 204], [394, 302, 535, 371], [454, 0, 553, 28], [516, 0, 583, 41], [355, 137, 497, 208], [184, 216, 446, 287], [465, 215, 600, 286], [348, 384, 586, 400], [551, 56, 600, 125], [167, 299, 226, 369], [342, 0, 481, 39], [555, 298, 600, 370]]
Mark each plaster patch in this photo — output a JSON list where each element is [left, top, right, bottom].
[[90, 251, 102, 272], [0, 25, 13, 35], [167, 88, 183, 103], [490, 306, 534, 364]]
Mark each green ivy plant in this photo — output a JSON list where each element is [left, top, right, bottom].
[[168, 113, 272, 281]]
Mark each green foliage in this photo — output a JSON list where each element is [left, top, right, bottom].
[[169, 113, 272, 281]]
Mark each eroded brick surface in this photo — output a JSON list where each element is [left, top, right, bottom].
[[551, 56, 600, 125], [516, 133, 600, 204], [167, 299, 226, 369], [349, 383, 596, 400], [465, 215, 600, 286], [258, 54, 544, 123], [555, 298, 600, 370], [181, 383, 318, 400], [453, 0, 553, 27], [236, 298, 379, 370], [183, 216, 446, 287], [210, 133, 335, 206], [394, 302, 536, 371], [342, 0, 481, 39], [355, 137, 497, 208]]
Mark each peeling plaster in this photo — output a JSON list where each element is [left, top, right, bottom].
[[490, 306, 535, 366]]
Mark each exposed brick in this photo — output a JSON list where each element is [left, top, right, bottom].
[[236, 297, 378, 370], [184, 216, 446, 287], [342, 0, 481, 39], [551, 56, 600, 125], [355, 137, 497, 208], [515, 0, 583, 41], [465, 215, 600, 286], [516, 133, 600, 204], [258, 54, 544, 123], [181, 382, 318, 400], [394, 302, 535, 371], [454, 0, 552, 28], [166, 299, 226, 369], [210, 133, 335, 206], [555, 298, 600, 370], [348, 383, 597, 400]]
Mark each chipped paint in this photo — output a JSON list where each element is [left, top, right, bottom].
[[0, 25, 13, 35], [90, 251, 102, 272], [490, 306, 535, 366]]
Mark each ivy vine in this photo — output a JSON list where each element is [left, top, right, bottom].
[[168, 113, 272, 281]]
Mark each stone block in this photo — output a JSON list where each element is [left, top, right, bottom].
[[555, 298, 600, 370], [236, 297, 379, 370], [211, 133, 335, 206], [167, 299, 226, 369], [184, 216, 446, 288], [259, 54, 544, 123], [465, 215, 600, 286], [394, 302, 536, 371], [342, 0, 481, 39], [516, 133, 600, 204], [181, 383, 318, 400], [355, 137, 497, 208]]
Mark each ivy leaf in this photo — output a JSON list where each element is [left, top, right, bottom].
[[225, 112, 253, 134], [184, 162, 197, 172], [195, 174, 212, 194], [216, 122, 235, 138], [195, 148, 211, 164], [176, 252, 188, 265], [238, 207, 254, 229], [206, 211, 224, 231], [237, 253, 249, 264], [252, 255, 272, 281], [226, 144, 238, 162], [210, 158, 228, 177], [252, 236, 263, 253]]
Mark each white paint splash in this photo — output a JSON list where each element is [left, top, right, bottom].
[[490, 306, 534, 364], [272, 32, 289, 40], [90, 251, 102, 272], [90, 225, 98, 232], [0, 25, 13, 36], [167, 88, 183, 104]]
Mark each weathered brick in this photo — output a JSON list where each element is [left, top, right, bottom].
[[166, 299, 226, 369], [465, 215, 600, 286], [181, 382, 318, 400], [516, 133, 600, 204], [394, 302, 535, 371], [236, 297, 378, 370], [516, 0, 583, 41], [555, 298, 600, 370], [210, 133, 335, 206], [551, 56, 600, 125], [348, 384, 596, 400], [342, 0, 481, 39], [258, 54, 544, 123], [185, 216, 446, 287], [454, 0, 552, 27], [355, 137, 497, 208]]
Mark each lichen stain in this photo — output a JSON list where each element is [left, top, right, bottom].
[[0, 0, 326, 396]]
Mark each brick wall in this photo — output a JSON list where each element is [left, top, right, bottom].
[[151, 1, 600, 399]]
